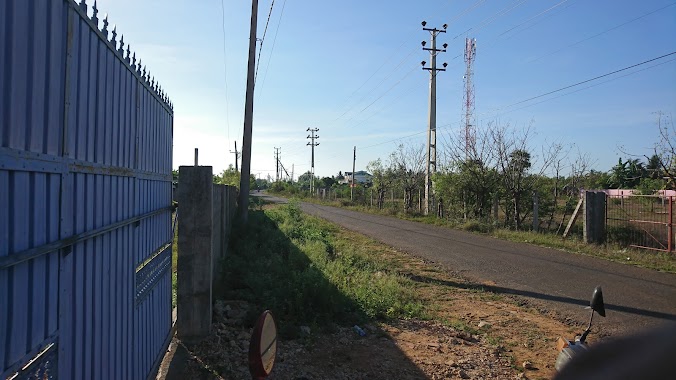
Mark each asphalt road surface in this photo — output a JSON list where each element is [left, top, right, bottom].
[[257, 194, 676, 337]]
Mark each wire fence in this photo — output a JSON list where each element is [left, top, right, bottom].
[[606, 195, 674, 253]]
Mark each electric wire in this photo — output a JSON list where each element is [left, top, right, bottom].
[[506, 51, 676, 108], [259, 0, 287, 93], [219, 0, 231, 148], [454, 0, 528, 39], [498, 0, 570, 37], [494, 57, 676, 117], [254, 0, 275, 85], [317, 52, 676, 167], [527, 2, 676, 63]]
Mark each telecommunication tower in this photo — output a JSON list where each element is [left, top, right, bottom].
[[463, 38, 476, 158]]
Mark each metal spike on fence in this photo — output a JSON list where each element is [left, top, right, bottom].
[[92, 0, 99, 24], [102, 14, 109, 35], [141, 65, 146, 77], [111, 26, 117, 46], [79, 0, 87, 12], [131, 51, 136, 67], [151, 76, 155, 90], [118, 35, 124, 54]]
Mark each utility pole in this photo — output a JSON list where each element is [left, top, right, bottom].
[[274, 147, 281, 182], [237, 0, 259, 223], [306, 127, 319, 195], [291, 164, 294, 182], [421, 21, 447, 216], [230, 141, 240, 172], [351, 146, 356, 201]]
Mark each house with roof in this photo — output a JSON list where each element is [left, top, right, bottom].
[[340, 170, 373, 186]]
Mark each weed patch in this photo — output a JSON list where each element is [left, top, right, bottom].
[[220, 201, 424, 338]]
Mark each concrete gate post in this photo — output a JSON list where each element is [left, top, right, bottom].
[[177, 166, 213, 343]]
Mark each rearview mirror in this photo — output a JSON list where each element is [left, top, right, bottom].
[[248, 311, 277, 379], [590, 286, 606, 317]]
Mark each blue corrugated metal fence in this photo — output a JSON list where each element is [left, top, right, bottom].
[[0, 1, 174, 378]]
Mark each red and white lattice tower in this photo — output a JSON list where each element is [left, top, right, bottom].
[[463, 38, 476, 158]]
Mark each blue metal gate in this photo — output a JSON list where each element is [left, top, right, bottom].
[[0, 1, 174, 378]]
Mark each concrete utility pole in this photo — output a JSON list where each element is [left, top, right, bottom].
[[421, 21, 447, 216], [274, 147, 281, 182], [237, 0, 259, 223], [351, 146, 356, 201], [230, 141, 240, 172], [307, 127, 319, 194]]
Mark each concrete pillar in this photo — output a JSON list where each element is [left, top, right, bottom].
[[177, 166, 213, 343], [212, 184, 224, 284], [584, 191, 606, 244]]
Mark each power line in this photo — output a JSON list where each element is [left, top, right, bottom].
[[498, 0, 570, 37], [254, 0, 275, 85], [325, 53, 676, 163], [332, 0, 480, 118], [333, 48, 419, 123], [506, 51, 676, 108], [455, 0, 529, 39], [495, 56, 676, 117], [259, 0, 288, 93], [219, 0, 231, 147], [527, 2, 676, 63]]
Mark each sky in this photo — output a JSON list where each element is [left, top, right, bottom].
[[94, 0, 676, 180]]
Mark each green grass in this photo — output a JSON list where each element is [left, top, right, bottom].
[[219, 200, 425, 338]]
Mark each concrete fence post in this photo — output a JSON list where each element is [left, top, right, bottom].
[[584, 191, 606, 244], [177, 165, 213, 343]]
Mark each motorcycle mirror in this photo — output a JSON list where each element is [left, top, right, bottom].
[[590, 286, 606, 317], [248, 310, 278, 379]]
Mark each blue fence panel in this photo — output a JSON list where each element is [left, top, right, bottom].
[[0, 1, 174, 379]]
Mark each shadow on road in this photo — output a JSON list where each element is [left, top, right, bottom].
[[403, 273, 676, 322]]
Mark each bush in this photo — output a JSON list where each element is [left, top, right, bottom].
[[460, 220, 494, 233]]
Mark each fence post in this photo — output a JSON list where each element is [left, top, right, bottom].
[[669, 196, 673, 253], [493, 195, 499, 223], [177, 165, 213, 343], [584, 191, 606, 244], [532, 190, 539, 232]]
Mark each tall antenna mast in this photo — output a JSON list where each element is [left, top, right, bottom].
[[463, 37, 477, 158]]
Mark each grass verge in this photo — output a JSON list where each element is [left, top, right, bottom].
[[220, 201, 425, 338]]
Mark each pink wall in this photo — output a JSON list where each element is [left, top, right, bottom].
[[584, 189, 676, 197]]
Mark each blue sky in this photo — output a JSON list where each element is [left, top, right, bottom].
[[95, 0, 675, 179]]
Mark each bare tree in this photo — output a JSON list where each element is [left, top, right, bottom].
[[390, 143, 425, 212], [438, 123, 500, 220], [651, 112, 676, 189], [367, 158, 395, 209], [490, 121, 559, 229]]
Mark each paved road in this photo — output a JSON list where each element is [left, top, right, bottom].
[[257, 194, 676, 336]]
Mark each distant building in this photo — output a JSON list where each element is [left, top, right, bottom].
[[340, 171, 372, 186]]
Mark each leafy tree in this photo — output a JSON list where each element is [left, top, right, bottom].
[[390, 144, 425, 211], [215, 164, 241, 187], [646, 154, 662, 180], [367, 158, 395, 209], [297, 171, 313, 190]]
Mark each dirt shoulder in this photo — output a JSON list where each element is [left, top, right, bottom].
[[161, 220, 580, 380]]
